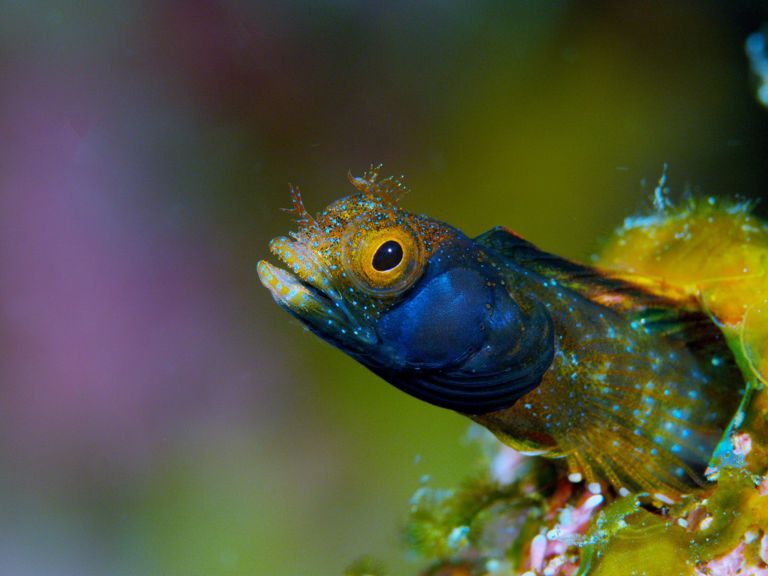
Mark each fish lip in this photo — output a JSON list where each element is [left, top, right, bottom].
[[257, 258, 341, 322], [258, 238, 377, 346], [257, 256, 335, 311], [276, 263, 335, 307], [268, 236, 339, 297]]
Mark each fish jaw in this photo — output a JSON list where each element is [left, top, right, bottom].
[[257, 237, 377, 348], [257, 260, 334, 316]]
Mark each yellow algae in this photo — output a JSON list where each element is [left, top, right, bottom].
[[588, 519, 693, 576], [598, 200, 768, 384], [598, 199, 768, 479]]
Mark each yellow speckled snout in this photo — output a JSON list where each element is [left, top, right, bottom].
[[258, 236, 334, 310], [257, 260, 316, 309]]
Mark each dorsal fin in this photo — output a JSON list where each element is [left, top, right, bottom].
[[475, 226, 729, 356]]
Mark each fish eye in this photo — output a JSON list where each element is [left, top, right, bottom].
[[342, 225, 424, 297], [372, 240, 404, 271]]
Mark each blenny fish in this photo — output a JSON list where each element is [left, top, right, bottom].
[[258, 167, 754, 497]]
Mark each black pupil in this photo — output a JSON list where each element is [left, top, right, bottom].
[[372, 240, 404, 272]]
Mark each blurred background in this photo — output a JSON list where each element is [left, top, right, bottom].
[[1, 1, 768, 574]]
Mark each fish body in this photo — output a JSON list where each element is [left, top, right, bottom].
[[258, 168, 749, 497], [469, 228, 740, 493]]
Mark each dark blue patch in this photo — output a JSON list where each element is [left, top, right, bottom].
[[378, 268, 489, 368]]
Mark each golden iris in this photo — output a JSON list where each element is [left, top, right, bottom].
[[343, 226, 424, 296]]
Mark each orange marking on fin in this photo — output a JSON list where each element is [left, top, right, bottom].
[[494, 225, 525, 240]]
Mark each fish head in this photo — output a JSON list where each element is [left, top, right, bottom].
[[258, 169, 553, 413]]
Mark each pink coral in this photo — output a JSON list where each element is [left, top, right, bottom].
[[521, 486, 603, 575]]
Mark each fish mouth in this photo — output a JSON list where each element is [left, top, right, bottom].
[[257, 237, 376, 346]]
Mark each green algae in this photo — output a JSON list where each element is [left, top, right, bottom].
[[584, 509, 693, 576], [404, 452, 768, 575], [404, 472, 545, 562], [571, 470, 768, 575], [689, 468, 768, 562], [344, 555, 389, 576]]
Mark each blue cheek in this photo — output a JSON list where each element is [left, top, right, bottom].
[[378, 268, 491, 368]]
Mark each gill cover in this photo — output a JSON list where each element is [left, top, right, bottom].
[[364, 233, 555, 414]]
